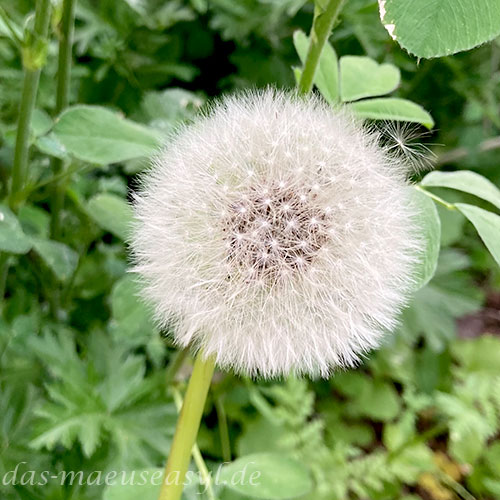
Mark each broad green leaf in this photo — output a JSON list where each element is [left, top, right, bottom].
[[421, 170, 500, 211], [31, 109, 53, 137], [293, 30, 339, 105], [339, 55, 400, 102], [110, 275, 157, 347], [0, 205, 32, 254], [32, 238, 79, 281], [378, 0, 500, 58], [219, 453, 313, 499], [87, 193, 133, 240], [350, 98, 434, 128], [410, 188, 441, 290], [455, 203, 500, 268], [356, 381, 401, 421], [52, 106, 161, 165], [103, 470, 163, 500], [35, 133, 68, 159]]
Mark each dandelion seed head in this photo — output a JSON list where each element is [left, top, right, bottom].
[[131, 89, 421, 378]]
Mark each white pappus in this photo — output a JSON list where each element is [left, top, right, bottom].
[[131, 89, 422, 378]]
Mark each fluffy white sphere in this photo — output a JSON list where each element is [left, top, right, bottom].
[[131, 89, 420, 378]]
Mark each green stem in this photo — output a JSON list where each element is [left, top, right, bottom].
[[172, 388, 216, 500], [415, 185, 457, 211], [159, 352, 215, 500], [215, 396, 231, 462], [297, 0, 346, 95], [9, 0, 51, 209], [51, 0, 77, 239]]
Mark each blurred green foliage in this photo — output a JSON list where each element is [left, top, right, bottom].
[[1, 1, 500, 499]]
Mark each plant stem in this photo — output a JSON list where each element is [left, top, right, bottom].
[[415, 185, 457, 211], [159, 352, 215, 500], [172, 387, 216, 500], [51, 0, 77, 239], [215, 395, 231, 462], [9, 0, 51, 209], [298, 0, 346, 95]]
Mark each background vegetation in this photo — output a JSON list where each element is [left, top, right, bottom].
[[1, 1, 500, 499]]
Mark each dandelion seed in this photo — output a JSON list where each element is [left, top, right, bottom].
[[131, 89, 421, 378]]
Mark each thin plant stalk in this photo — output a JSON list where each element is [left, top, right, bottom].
[[51, 0, 77, 238], [297, 0, 346, 95], [159, 352, 215, 500], [172, 387, 216, 500], [215, 396, 231, 462], [9, 0, 51, 208]]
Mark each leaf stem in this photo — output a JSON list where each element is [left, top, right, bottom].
[[9, 0, 51, 210], [297, 0, 346, 95], [50, 0, 77, 239], [415, 185, 457, 211], [159, 352, 215, 500]]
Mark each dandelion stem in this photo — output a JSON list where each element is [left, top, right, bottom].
[[298, 0, 346, 95], [159, 352, 215, 500], [172, 387, 216, 500], [51, 0, 77, 239], [9, 0, 51, 210]]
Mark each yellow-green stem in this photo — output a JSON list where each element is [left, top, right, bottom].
[[9, 0, 51, 209], [51, 0, 77, 239], [159, 352, 215, 500], [297, 0, 346, 95]]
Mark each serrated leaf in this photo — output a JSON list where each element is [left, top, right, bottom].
[[455, 203, 500, 268], [219, 453, 313, 499], [32, 238, 78, 281], [339, 56, 400, 102], [87, 193, 133, 240], [378, 0, 500, 58], [350, 97, 434, 128], [293, 29, 339, 105], [0, 204, 32, 254], [52, 106, 161, 165], [421, 170, 500, 211], [410, 188, 441, 290]]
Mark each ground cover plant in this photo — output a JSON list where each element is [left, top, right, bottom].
[[1, 1, 500, 500]]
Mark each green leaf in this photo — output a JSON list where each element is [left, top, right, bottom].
[[103, 470, 163, 500], [410, 188, 441, 290], [219, 453, 313, 499], [52, 106, 161, 165], [356, 381, 401, 422], [0, 205, 32, 254], [87, 193, 133, 240], [349, 98, 434, 128], [455, 203, 500, 267], [32, 238, 78, 281], [339, 56, 400, 102], [421, 170, 500, 210], [379, 0, 500, 58], [293, 30, 339, 105], [110, 275, 157, 347]]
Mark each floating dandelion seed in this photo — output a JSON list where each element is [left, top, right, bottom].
[[131, 89, 421, 378]]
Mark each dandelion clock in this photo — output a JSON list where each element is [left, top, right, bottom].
[[132, 90, 419, 377], [131, 89, 422, 500]]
